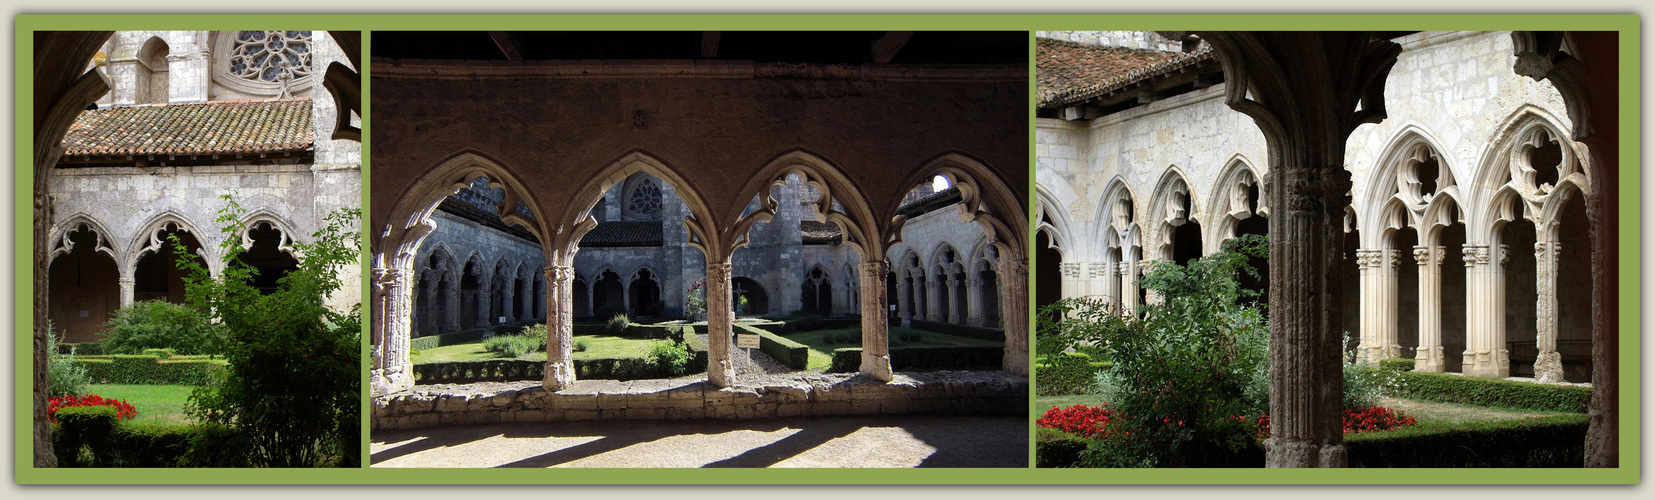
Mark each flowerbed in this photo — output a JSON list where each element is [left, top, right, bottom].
[[49, 393, 138, 422], [1038, 404, 1416, 440]]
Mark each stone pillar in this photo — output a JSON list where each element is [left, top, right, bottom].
[[521, 279, 535, 323], [946, 277, 962, 324], [966, 277, 984, 327], [1355, 249, 1382, 362], [1413, 245, 1447, 373], [999, 255, 1030, 375], [370, 267, 412, 396], [475, 280, 492, 328], [542, 265, 576, 391], [860, 260, 894, 381], [1533, 241, 1564, 383], [445, 281, 461, 333], [1462, 244, 1509, 378], [705, 262, 735, 387], [500, 279, 514, 325], [118, 276, 136, 308], [1380, 249, 1402, 360], [1060, 262, 1082, 301], [1118, 262, 1137, 316], [896, 274, 912, 325], [925, 275, 943, 322], [422, 277, 438, 335]]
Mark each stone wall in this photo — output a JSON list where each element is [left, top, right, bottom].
[[372, 372, 1027, 430]]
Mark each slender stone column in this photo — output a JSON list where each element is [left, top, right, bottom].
[[925, 275, 943, 321], [896, 274, 913, 325], [445, 281, 461, 332], [705, 262, 735, 387], [1461, 245, 1510, 378], [946, 277, 962, 324], [1380, 250, 1402, 359], [859, 260, 894, 381], [370, 267, 413, 396], [1533, 241, 1564, 383], [118, 276, 136, 308], [1118, 262, 1137, 316], [999, 256, 1030, 375], [520, 278, 534, 322], [500, 280, 514, 325], [966, 277, 984, 327], [1355, 249, 1382, 362], [542, 265, 576, 391], [1413, 246, 1447, 372], [1060, 262, 1082, 300]]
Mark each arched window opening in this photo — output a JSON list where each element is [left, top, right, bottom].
[[48, 225, 121, 344], [628, 268, 662, 317], [135, 224, 205, 304], [802, 267, 832, 315], [591, 270, 625, 319], [459, 259, 483, 328], [1502, 211, 1539, 377], [136, 37, 170, 104], [236, 222, 299, 296], [731, 277, 769, 316]]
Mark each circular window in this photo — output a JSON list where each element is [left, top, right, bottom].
[[228, 31, 313, 84]]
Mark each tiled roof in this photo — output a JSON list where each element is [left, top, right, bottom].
[[581, 221, 664, 247], [62, 98, 315, 157], [801, 221, 842, 245], [1037, 38, 1213, 109], [437, 198, 540, 243], [897, 186, 962, 218]]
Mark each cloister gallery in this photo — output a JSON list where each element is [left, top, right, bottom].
[[1034, 30, 1620, 467]]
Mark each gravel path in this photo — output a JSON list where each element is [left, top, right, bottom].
[[371, 414, 1027, 468]]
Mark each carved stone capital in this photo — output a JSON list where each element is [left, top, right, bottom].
[[1412, 246, 1431, 265], [1462, 245, 1491, 267], [371, 267, 401, 296], [1060, 262, 1082, 278], [544, 265, 575, 284]]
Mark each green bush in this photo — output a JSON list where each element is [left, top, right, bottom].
[[79, 355, 225, 385], [48, 325, 91, 397], [1036, 233, 1270, 468], [102, 300, 228, 356], [180, 423, 251, 467], [1392, 371, 1591, 413], [1346, 414, 1588, 467], [53, 406, 120, 467], [606, 313, 631, 336], [647, 340, 694, 377], [483, 333, 546, 358], [828, 346, 1002, 372], [176, 195, 360, 467], [410, 329, 493, 351], [1034, 352, 1105, 396], [573, 338, 591, 352], [1378, 358, 1416, 372], [1035, 427, 1090, 468], [910, 319, 1005, 342]]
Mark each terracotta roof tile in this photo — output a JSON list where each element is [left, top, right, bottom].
[[62, 98, 315, 157], [801, 220, 842, 245], [1037, 38, 1212, 109], [581, 221, 664, 247]]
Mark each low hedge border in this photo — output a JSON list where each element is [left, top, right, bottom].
[[51, 408, 200, 467], [909, 319, 1005, 342], [1345, 414, 1588, 467], [410, 329, 492, 351], [735, 324, 809, 370], [1034, 353, 1111, 396], [413, 338, 710, 384], [78, 354, 226, 385], [827, 346, 1002, 372], [1035, 427, 1090, 468], [763, 317, 860, 334], [1390, 371, 1591, 413]]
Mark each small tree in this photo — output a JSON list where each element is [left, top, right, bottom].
[[175, 194, 361, 467]]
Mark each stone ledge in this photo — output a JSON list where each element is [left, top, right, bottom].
[[371, 371, 1028, 431]]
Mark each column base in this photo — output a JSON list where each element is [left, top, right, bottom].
[[708, 359, 735, 388], [860, 353, 893, 382], [1534, 351, 1565, 384], [1414, 346, 1446, 373], [1265, 438, 1347, 468], [543, 361, 576, 391], [1002, 344, 1029, 375], [370, 369, 413, 397], [1461, 349, 1511, 378]]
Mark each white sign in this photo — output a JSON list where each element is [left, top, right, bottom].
[[735, 334, 760, 349]]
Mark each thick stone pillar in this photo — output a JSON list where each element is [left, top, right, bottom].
[[500, 280, 514, 325], [946, 277, 963, 324], [1533, 241, 1564, 383], [966, 277, 984, 327], [999, 256, 1030, 375], [1355, 249, 1382, 362], [444, 283, 461, 332], [705, 262, 735, 387], [370, 267, 412, 396], [859, 260, 894, 381], [542, 265, 576, 391], [1461, 244, 1509, 378], [896, 274, 913, 325], [925, 276, 943, 322], [1413, 245, 1447, 373], [521, 279, 535, 323], [1190, 31, 1400, 468], [423, 277, 439, 335], [118, 276, 136, 308]]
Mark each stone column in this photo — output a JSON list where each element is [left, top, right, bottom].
[[476, 279, 492, 328], [966, 277, 984, 327], [925, 275, 943, 322], [370, 267, 412, 396], [860, 260, 894, 381], [896, 274, 912, 325], [1118, 262, 1137, 316], [1355, 249, 1382, 362], [1413, 246, 1447, 373], [521, 279, 535, 323], [500, 279, 514, 325], [946, 277, 962, 324], [445, 280, 461, 333], [999, 255, 1030, 375], [118, 276, 136, 308], [1533, 241, 1564, 383], [1060, 262, 1082, 301], [1461, 244, 1510, 378], [705, 262, 735, 387], [543, 265, 576, 391], [1380, 249, 1402, 360]]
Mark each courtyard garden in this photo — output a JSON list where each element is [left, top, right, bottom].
[[1034, 235, 1590, 468], [44, 196, 361, 468]]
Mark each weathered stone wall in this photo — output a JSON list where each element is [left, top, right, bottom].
[[414, 210, 547, 334], [1034, 31, 1183, 52], [372, 372, 1027, 430]]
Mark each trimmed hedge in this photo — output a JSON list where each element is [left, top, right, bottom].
[[1378, 358, 1416, 372], [413, 337, 710, 384], [79, 354, 226, 385], [735, 324, 809, 370], [1035, 353, 1110, 396], [410, 329, 492, 352], [1346, 414, 1588, 467], [1035, 427, 1090, 468], [1392, 371, 1591, 413], [828, 346, 1003, 372], [910, 319, 1005, 342], [763, 317, 860, 334], [52, 412, 238, 468]]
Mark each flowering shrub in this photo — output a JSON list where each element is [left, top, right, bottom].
[[48, 393, 137, 422], [1037, 404, 1117, 438], [684, 279, 707, 319], [1253, 406, 1418, 438]]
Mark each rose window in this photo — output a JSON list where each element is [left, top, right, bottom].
[[228, 31, 313, 84]]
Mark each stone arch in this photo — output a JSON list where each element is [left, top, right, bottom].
[[1033, 185, 1073, 260], [1208, 156, 1269, 247], [237, 219, 302, 295], [128, 212, 211, 304], [556, 151, 715, 266], [590, 267, 626, 318], [1147, 167, 1202, 265], [489, 258, 512, 324], [730, 276, 769, 316], [627, 266, 664, 317], [49, 214, 121, 267], [735, 149, 880, 260], [47, 219, 123, 343], [1092, 177, 1141, 259], [802, 265, 833, 316], [970, 240, 1002, 328], [135, 36, 170, 104]]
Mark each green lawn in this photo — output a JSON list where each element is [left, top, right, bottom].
[[411, 335, 658, 364], [787, 327, 1003, 372], [85, 384, 195, 425]]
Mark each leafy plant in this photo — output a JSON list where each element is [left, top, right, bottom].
[[573, 338, 591, 352], [647, 340, 693, 377], [605, 313, 630, 336], [47, 323, 90, 398], [102, 300, 227, 356], [175, 194, 361, 467]]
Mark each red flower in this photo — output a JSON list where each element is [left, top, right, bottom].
[[47, 393, 138, 422]]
